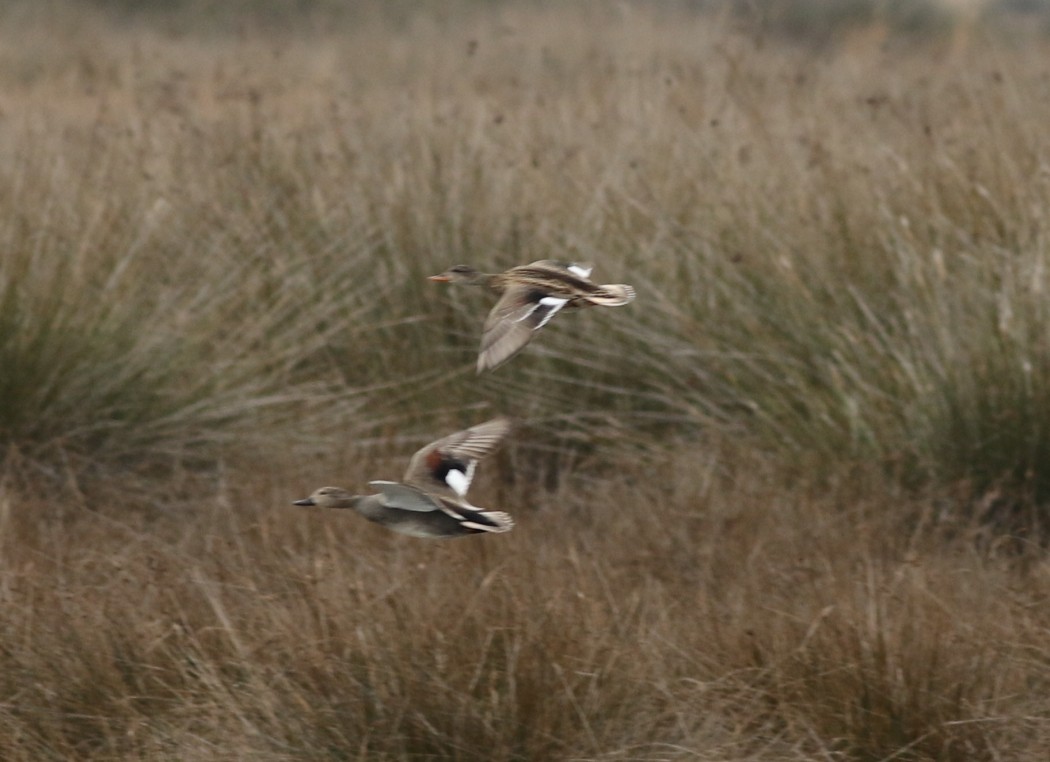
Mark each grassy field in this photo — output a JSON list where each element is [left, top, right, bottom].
[[2, 1, 1050, 759]]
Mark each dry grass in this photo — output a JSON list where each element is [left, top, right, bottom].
[[3, 446, 1049, 760], [1, 1, 1050, 759]]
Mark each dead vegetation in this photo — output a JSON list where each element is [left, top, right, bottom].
[[1, 1, 1049, 759]]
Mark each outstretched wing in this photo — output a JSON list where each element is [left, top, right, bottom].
[[401, 418, 511, 498], [435, 496, 515, 533], [477, 284, 570, 372], [369, 481, 444, 512], [525, 259, 594, 279]]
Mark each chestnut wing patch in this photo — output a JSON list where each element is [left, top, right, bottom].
[[425, 448, 477, 497], [401, 418, 510, 492]]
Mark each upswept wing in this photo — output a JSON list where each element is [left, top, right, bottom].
[[401, 417, 511, 498]]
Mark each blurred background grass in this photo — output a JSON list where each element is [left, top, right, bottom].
[[6, 0, 1050, 510], [1, 1, 1050, 759]]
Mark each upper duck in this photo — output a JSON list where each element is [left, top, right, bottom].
[[293, 417, 514, 539], [429, 259, 635, 373]]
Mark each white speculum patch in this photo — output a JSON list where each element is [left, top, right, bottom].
[[534, 297, 569, 328], [444, 465, 473, 496]]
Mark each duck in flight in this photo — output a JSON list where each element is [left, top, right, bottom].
[[293, 418, 514, 539], [428, 259, 635, 373]]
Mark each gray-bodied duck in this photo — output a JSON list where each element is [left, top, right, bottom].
[[293, 418, 514, 539], [429, 259, 635, 373]]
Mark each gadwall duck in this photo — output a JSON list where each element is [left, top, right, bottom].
[[429, 259, 635, 372], [293, 418, 514, 539]]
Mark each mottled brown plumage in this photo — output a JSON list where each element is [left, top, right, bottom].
[[429, 260, 635, 372]]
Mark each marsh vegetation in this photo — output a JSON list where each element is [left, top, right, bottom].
[[1, 1, 1050, 758]]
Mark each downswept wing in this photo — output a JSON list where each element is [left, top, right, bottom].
[[401, 418, 511, 499], [478, 284, 570, 372]]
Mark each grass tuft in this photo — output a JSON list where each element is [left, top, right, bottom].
[[2, 2, 1050, 758]]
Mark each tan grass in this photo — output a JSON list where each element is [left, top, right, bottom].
[[1, 445, 1048, 760], [2, 1, 1050, 759]]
